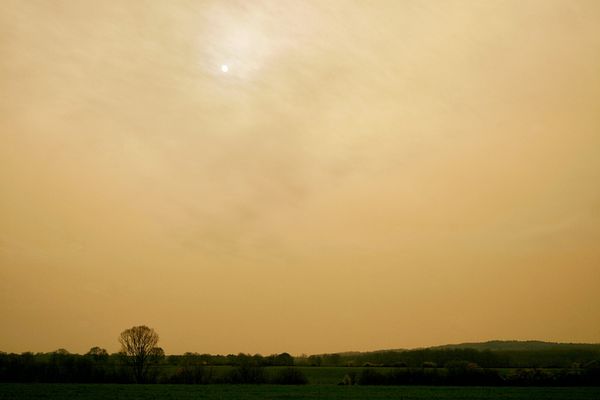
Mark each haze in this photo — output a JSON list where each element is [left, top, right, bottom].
[[1, 0, 599, 355]]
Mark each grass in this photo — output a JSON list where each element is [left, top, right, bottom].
[[1, 384, 600, 400]]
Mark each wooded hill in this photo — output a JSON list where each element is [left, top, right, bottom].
[[301, 341, 600, 368]]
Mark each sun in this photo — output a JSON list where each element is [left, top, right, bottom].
[[220, 64, 229, 73]]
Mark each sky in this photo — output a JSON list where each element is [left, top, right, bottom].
[[1, 0, 599, 355]]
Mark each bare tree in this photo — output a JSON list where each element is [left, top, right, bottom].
[[118, 325, 162, 383]]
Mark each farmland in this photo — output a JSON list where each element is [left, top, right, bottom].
[[1, 384, 600, 400]]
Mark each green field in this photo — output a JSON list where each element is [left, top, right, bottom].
[[1, 384, 599, 400]]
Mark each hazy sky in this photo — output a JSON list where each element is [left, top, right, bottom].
[[1, 0, 600, 355]]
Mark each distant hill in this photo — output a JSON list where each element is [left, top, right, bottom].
[[318, 340, 600, 357], [428, 340, 600, 352], [308, 340, 600, 368]]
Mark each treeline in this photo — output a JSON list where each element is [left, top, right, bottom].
[[166, 352, 294, 367], [0, 349, 299, 384], [2, 347, 600, 385], [300, 347, 600, 368], [350, 362, 600, 387], [0, 350, 129, 383], [167, 363, 307, 385]]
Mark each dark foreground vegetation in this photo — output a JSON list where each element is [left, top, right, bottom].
[[1, 384, 600, 400]]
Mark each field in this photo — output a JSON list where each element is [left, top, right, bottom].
[[1, 384, 600, 400]]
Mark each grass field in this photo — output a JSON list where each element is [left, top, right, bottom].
[[1, 384, 599, 400]]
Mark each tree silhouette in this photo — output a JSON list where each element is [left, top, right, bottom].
[[118, 325, 162, 383], [86, 346, 108, 362]]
